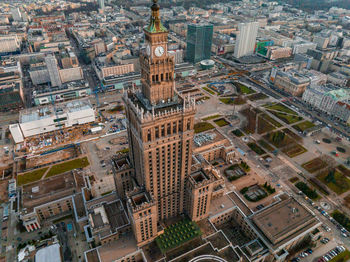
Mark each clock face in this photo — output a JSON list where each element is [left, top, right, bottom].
[[154, 46, 164, 57], [146, 44, 151, 56]]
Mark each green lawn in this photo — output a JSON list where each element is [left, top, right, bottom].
[[247, 93, 268, 101], [235, 83, 255, 94], [219, 97, 246, 105], [268, 111, 303, 124], [282, 143, 307, 158], [264, 103, 297, 115], [203, 114, 221, 121], [247, 142, 266, 155], [292, 121, 315, 132], [260, 113, 282, 127], [46, 157, 90, 178], [301, 158, 328, 173], [194, 122, 215, 133], [116, 148, 129, 154], [329, 250, 350, 262], [264, 131, 294, 148], [17, 167, 49, 186], [257, 116, 276, 134], [213, 118, 230, 127], [317, 170, 350, 195], [203, 87, 217, 95], [258, 139, 275, 152], [289, 177, 299, 183], [156, 219, 201, 253]]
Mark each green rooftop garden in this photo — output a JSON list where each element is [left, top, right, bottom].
[[156, 219, 201, 254]]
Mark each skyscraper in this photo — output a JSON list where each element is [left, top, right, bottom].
[[234, 22, 259, 58], [98, 0, 105, 10], [121, 0, 197, 246], [186, 23, 213, 63]]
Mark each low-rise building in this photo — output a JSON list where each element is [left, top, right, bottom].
[[94, 57, 134, 80], [9, 99, 95, 141], [291, 40, 317, 55], [20, 171, 86, 232], [327, 72, 349, 87], [303, 86, 350, 115], [265, 46, 292, 60], [273, 70, 310, 96], [85, 193, 130, 245], [32, 80, 91, 105], [0, 35, 20, 55], [302, 85, 332, 109]]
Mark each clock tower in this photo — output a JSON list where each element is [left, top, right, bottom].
[[122, 0, 196, 246], [140, 0, 175, 105]]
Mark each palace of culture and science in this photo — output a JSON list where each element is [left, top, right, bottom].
[[114, 0, 222, 247]]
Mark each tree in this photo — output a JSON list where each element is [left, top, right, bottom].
[[325, 169, 335, 184]]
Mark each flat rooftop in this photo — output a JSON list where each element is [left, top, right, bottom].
[[193, 129, 230, 151], [228, 191, 253, 217], [22, 171, 85, 213], [20, 98, 92, 123], [251, 196, 320, 247], [209, 193, 236, 217], [87, 233, 140, 262]]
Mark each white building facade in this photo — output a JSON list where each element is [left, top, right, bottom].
[[234, 22, 259, 58]]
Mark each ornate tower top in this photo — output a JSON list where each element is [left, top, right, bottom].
[[144, 0, 167, 33]]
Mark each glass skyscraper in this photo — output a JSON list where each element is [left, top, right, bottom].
[[186, 23, 213, 63]]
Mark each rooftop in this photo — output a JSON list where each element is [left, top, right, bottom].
[[251, 196, 320, 247], [35, 243, 62, 262], [130, 192, 151, 208], [85, 233, 141, 262], [22, 171, 85, 213], [20, 99, 93, 123], [190, 170, 209, 183]]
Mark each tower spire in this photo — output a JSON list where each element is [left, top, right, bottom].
[[145, 0, 167, 33]]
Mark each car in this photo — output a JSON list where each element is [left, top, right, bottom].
[[306, 248, 313, 254], [341, 232, 347, 237]]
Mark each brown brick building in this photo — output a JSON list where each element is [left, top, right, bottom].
[[116, 0, 221, 247]]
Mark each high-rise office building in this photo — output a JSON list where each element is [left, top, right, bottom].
[[98, 0, 105, 10], [186, 23, 213, 63], [234, 22, 259, 58], [45, 55, 62, 87]]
